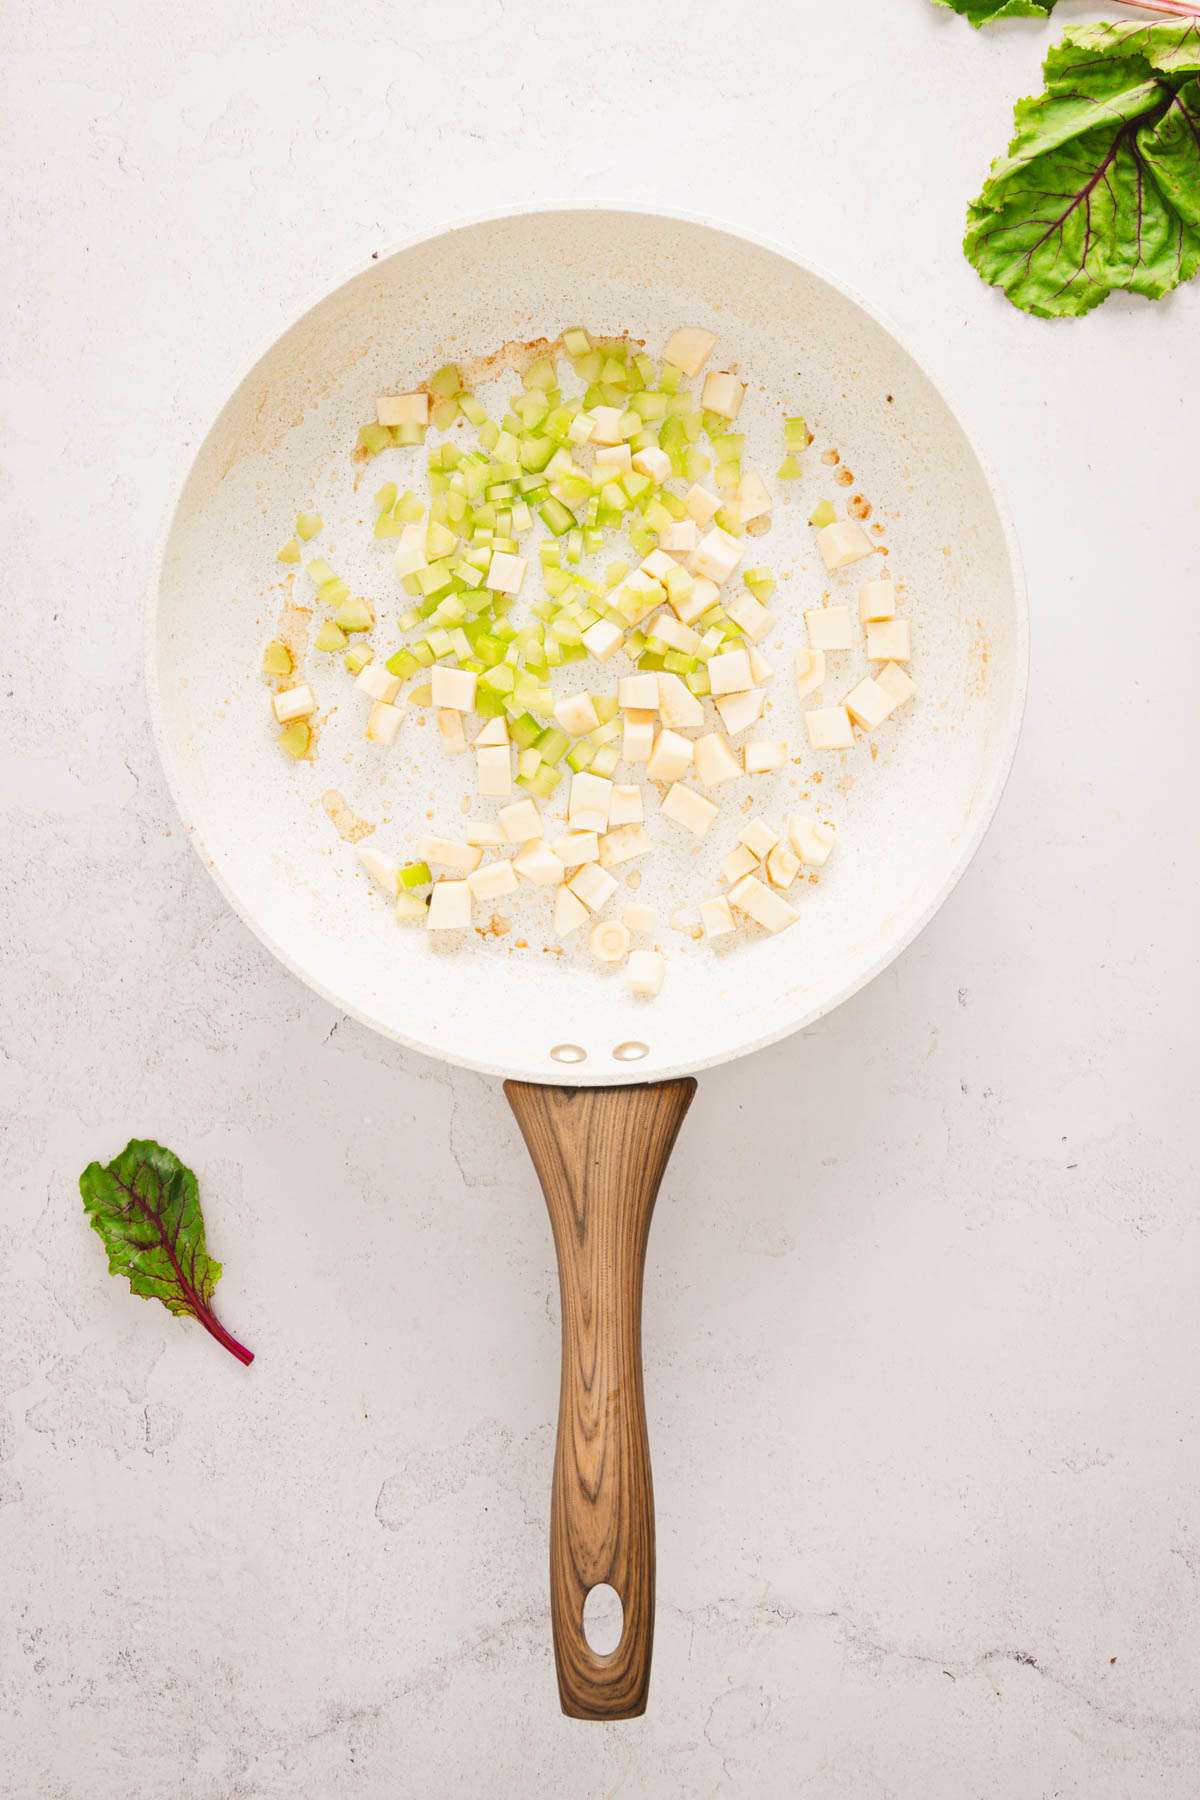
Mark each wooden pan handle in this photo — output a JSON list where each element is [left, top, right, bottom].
[[505, 1079, 696, 1720]]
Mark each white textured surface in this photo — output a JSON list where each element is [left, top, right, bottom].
[[2, 3, 1197, 1796]]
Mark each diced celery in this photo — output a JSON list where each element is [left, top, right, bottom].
[[460, 394, 488, 427], [534, 726, 570, 765], [475, 685, 506, 719], [318, 578, 350, 608], [336, 596, 375, 633], [385, 647, 418, 679], [296, 512, 323, 541], [744, 568, 776, 601], [523, 356, 558, 391], [411, 641, 435, 667], [776, 453, 803, 481], [401, 860, 432, 889], [306, 557, 336, 586], [658, 361, 683, 394], [358, 422, 392, 457], [593, 695, 619, 724], [565, 742, 594, 773], [480, 663, 516, 695], [344, 645, 373, 675], [683, 447, 710, 482], [784, 416, 808, 447], [517, 746, 542, 780], [715, 461, 741, 492], [590, 746, 620, 777], [559, 641, 587, 664], [262, 639, 293, 677], [428, 364, 462, 399], [810, 499, 837, 528], [510, 712, 543, 750], [686, 667, 711, 697], [278, 720, 310, 758], [315, 620, 347, 652], [374, 508, 403, 539], [374, 480, 398, 514], [524, 763, 563, 799], [638, 651, 664, 671], [539, 496, 576, 537], [562, 327, 592, 357], [662, 650, 695, 675], [519, 435, 555, 473], [431, 397, 460, 431], [714, 507, 744, 537], [394, 422, 426, 447], [277, 538, 301, 564]]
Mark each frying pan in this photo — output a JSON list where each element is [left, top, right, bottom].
[[149, 205, 1027, 1720]]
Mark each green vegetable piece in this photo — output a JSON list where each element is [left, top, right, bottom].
[[277, 538, 301, 564], [335, 596, 374, 633], [344, 645, 373, 675], [78, 1140, 253, 1365], [401, 860, 432, 889], [934, 0, 1054, 21], [523, 356, 558, 391], [784, 416, 808, 447], [562, 327, 592, 357], [428, 364, 462, 399], [431, 397, 460, 431], [374, 481, 398, 514], [385, 647, 418, 679], [296, 512, 323, 541], [810, 499, 837, 528], [538, 496, 576, 537], [534, 726, 570, 764], [314, 621, 347, 652], [525, 762, 563, 799], [306, 556, 336, 586], [358, 422, 392, 456], [261, 639, 292, 677], [964, 23, 1200, 318], [279, 720, 311, 758], [776, 453, 804, 481]]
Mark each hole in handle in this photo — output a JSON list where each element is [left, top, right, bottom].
[[582, 1583, 624, 1656]]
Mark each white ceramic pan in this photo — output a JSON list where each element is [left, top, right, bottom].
[[150, 206, 1027, 1720]]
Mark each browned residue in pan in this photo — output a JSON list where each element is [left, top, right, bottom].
[[836, 468, 854, 487], [821, 449, 840, 466], [850, 494, 873, 520], [321, 789, 374, 843]]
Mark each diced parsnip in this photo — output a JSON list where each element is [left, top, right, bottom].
[[747, 645, 774, 684], [622, 901, 657, 934], [805, 706, 854, 750], [609, 784, 644, 826], [684, 485, 721, 527], [663, 326, 717, 377], [640, 549, 676, 582], [661, 782, 719, 837], [653, 614, 705, 659], [567, 413, 595, 444], [728, 874, 799, 933], [843, 676, 893, 731], [701, 372, 745, 420], [552, 831, 601, 867], [588, 405, 625, 445], [688, 525, 743, 585], [499, 798, 542, 843], [568, 863, 618, 913], [860, 578, 897, 622], [723, 844, 759, 885], [804, 608, 854, 652], [420, 835, 483, 873], [619, 673, 659, 712], [656, 671, 704, 729], [715, 688, 766, 735], [465, 820, 505, 847], [356, 846, 401, 896], [659, 520, 698, 556], [765, 842, 801, 888], [467, 858, 519, 902], [367, 701, 404, 745], [622, 712, 655, 763], [581, 619, 624, 661], [632, 446, 671, 485], [875, 661, 916, 712], [554, 885, 591, 937], [694, 732, 741, 788], [646, 728, 694, 784], [725, 593, 776, 642], [474, 716, 509, 747], [790, 815, 836, 866], [475, 743, 512, 796], [707, 648, 754, 696], [737, 471, 771, 524], [554, 691, 600, 735], [743, 739, 788, 775], [599, 824, 652, 866], [427, 879, 472, 929], [817, 519, 875, 571], [700, 895, 737, 939], [615, 570, 664, 626], [866, 618, 911, 662], [590, 919, 631, 963], [594, 441, 633, 476], [393, 522, 429, 579], [794, 648, 826, 698], [273, 684, 316, 723], [377, 392, 430, 427], [486, 551, 527, 595], [431, 665, 478, 711], [438, 708, 468, 755], [395, 892, 429, 923], [514, 841, 566, 886], [627, 948, 666, 996], [739, 818, 779, 858], [568, 770, 613, 831], [356, 664, 401, 703]]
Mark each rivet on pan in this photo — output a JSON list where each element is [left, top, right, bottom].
[[550, 1043, 587, 1065], [612, 1041, 649, 1063]]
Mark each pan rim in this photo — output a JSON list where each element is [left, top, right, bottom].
[[146, 200, 1029, 1085]]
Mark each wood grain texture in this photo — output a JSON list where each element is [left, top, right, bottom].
[[505, 1079, 696, 1721]]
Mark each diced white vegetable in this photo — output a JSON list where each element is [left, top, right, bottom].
[[694, 732, 741, 788], [273, 685, 316, 723], [632, 445, 671, 485], [594, 443, 632, 477], [728, 874, 799, 933], [659, 520, 698, 556], [661, 782, 719, 837], [860, 578, 897, 622], [568, 770, 613, 831], [794, 648, 826, 698], [356, 665, 401, 704], [427, 879, 471, 929], [843, 676, 893, 731], [707, 648, 754, 695], [567, 413, 596, 445], [789, 815, 835, 866], [420, 835, 483, 873], [554, 885, 591, 937], [499, 798, 542, 844], [723, 844, 759, 884], [599, 824, 652, 866], [467, 859, 519, 902], [569, 863, 618, 912], [671, 574, 717, 626], [684, 485, 721, 527], [640, 549, 676, 582], [475, 743, 512, 796], [513, 841, 566, 886], [701, 371, 745, 420], [366, 700, 403, 745], [646, 728, 694, 784], [486, 551, 527, 595], [377, 391, 429, 427], [622, 712, 655, 763], [689, 526, 743, 585], [743, 739, 788, 775], [581, 619, 624, 661], [393, 521, 429, 579], [438, 708, 467, 755], [817, 519, 875, 571], [627, 949, 666, 996], [737, 471, 771, 524], [804, 608, 853, 652], [465, 820, 504, 847], [653, 614, 705, 658], [589, 919, 631, 963], [714, 689, 765, 736], [740, 819, 779, 859], [700, 895, 737, 939], [474, 716, 509, 747], [866, 618, 911, 662], [747, 646, 774, 684], [554, 692, 600, 735], [765, 842, 800, 888], [664, 326, 717, 376], [609, 784, 644, 826], [725, 593, 776, 642], [805, 706, 854, 750], [875, 661, 916, 711], [619, 673, 660, 711], [431, 665, 477, 712], [588, 405, 625, 445], [356, 846, 400, 896], [656, 671, 705, 729], [395, 892, 429, 923], [622, 902, 656, 934], [552, 831, 600, 867]]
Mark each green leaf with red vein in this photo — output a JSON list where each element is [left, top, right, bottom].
[[965, 22, 1200, 315], [935, 0, 1057, 24], [79, 1140, 253, 1365]]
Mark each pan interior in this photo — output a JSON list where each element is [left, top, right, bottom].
[[153, 209, 1024, 1084]]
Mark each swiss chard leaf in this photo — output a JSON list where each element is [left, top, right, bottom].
[[935, 0, 1056, 24], [965, 23, 1200, 315], [79, 1140, 254, 1365]]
